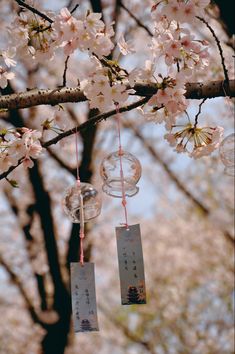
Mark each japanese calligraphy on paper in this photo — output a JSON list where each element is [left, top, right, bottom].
[[70, 262, 99, 332], [116, 224, 146, 305]]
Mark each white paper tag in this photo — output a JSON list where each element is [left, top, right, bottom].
[[70, 262, 99, 332], [116, 224, 146, 305]]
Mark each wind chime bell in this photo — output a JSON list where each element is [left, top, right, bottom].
[[100, 150, 142, 198], [62, 182, 102, 223]]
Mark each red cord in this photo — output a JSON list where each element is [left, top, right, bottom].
[[75, 127, 84, 265], [115, 104, 129, 229]]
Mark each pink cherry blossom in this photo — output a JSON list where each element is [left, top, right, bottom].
[[117, 35, 135, 56], [84, 13, 104, 34]]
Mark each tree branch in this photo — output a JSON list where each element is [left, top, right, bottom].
[[120, 1, 153, 36], [1, 78, 235, 182], [62, 56, 70, 87], [14, 0, 53, 23], [197, 16, 229, 83], [0, 80, 234, 110]]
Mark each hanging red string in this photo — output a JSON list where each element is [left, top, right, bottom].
[[115, 104, 129, 229], [75, 127, 85, 265]]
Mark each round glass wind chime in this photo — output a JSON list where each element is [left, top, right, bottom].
[[100, 104, 147, 306], [100, 109, 142, 224], [62, 129, 102, 263]]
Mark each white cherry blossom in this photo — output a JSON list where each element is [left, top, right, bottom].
[[0, 66, 15, 88], [117, 35, 135, 56]]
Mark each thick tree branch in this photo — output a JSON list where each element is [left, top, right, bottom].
[[1, 79, 235, 182], [0, 80, 234, 110], [0, 86, 85, 110]]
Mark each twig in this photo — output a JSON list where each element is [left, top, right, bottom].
[[71, 4, 79, 14], [48, 147, 76, 176], [14, 0, 53, 23], [194, 98, 207, 128], [120, 1, 153, 37], [43, 97, 149, 147], [62, 56, 70, 87], [197, 16, 229, 83], [0, 98, 148, 181]]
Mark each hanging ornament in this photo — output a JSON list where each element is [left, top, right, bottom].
[[100, 150, 142, 198], [219, 133, 235, 176], [62, 182, 102, 223], [64, 128, 100, 332], [100, 103, 146, 305]]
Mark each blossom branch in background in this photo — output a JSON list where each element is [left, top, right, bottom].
[[197, 16, 229, 83], [14, 0, 53, 23], [119, 1, 153, 37]]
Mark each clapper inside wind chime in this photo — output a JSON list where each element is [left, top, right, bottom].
[[100, 105, 147, 305], [62, 130, 101, 332]]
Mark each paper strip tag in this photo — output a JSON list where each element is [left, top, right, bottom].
[[70, 262, 99, 332], [116, 224, 146, 305]]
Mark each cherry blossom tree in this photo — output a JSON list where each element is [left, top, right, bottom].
[[0, 1, 234, 354]]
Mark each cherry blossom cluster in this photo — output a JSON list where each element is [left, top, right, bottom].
[[52, 8, 114, 57], [164, 124, 224, 158], [0, 48, 16, 89], [0, 0, 226, 169], [151, 0, 210, 23], [152, 22, 209, 77], [9, 11, 54, 62], [8, 7, 114, 63], [81, 58, 132, 111], [127, 0, 221, 158], [0, 127, 43, 173], [148, 76, 188, 127]]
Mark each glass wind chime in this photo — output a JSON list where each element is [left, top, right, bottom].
[[62, 129, 101, 333], [100, 104, 147, 306]]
